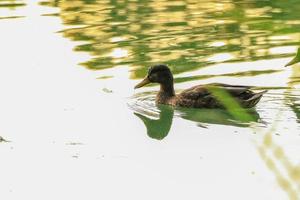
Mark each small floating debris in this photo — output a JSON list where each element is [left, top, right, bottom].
[[0, 136, 10, 143], [72, 155, 79, 159], [102, 88, 113, 93], [66, 142, 84, 146], [0, 16, 25, 20], [41, 13, 59, 17], [97, 75, 113, 80], [63, 107, 75, 111]]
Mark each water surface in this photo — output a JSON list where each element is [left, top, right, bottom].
[[1, 0, 300, 199]]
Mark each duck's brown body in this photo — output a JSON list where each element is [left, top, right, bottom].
[[156, 83, 266, 108], [135, 65, 266, 109]]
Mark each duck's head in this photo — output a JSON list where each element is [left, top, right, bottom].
[[134, 64, 173, 89], [285, 48, 300, 67]]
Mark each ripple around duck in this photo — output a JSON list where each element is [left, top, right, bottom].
[[128, 92, 174, 140], [128, 92, 159, 119], [128, 91, 265, 129], [254, 88, 300, 130], [129, 87, 300, 130]]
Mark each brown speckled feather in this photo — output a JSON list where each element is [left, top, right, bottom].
[[174, 83, 264, 108]]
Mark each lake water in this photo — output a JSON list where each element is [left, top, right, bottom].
[[1, 0, 300, 199]]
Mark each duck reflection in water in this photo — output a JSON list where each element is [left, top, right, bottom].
[[134, 104, 261, 140], [134, 105, 174, 140]]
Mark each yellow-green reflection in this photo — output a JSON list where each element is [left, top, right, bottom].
[[0, 0, 26, 19], [134, 105, 174, 140], [257, 61, 300, 198], [0, 0, 25, 8], [259, 132, 300, 199], [284, 64, 300, 129], [41, 0, 300, 78]]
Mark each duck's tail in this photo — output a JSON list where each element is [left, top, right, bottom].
[[243, 90, 267, 108]]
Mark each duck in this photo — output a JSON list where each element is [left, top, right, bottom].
[[134, 64, 267, 108], [285, 48, 300, 67]]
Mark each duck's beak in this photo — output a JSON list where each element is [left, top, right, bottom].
[[285, 57, 299, 67], [134, 77, 150, 89]]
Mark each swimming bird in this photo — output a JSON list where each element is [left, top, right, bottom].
[[285, 48, 300, 67], [134, 64, 266, 108]]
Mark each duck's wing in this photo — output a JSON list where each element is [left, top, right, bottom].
[[179, 83, 251, 98], [176, 84, 221, 108], [177, 83, 265, 108], [179, 85, 209, 100], [210, 83, 254, 99]]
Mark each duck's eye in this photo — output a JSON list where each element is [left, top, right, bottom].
[[149, 73, 158, 81]]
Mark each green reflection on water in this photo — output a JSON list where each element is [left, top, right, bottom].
[[135, 105, 173, 140], [259, 132, 300, 199], [0, 0, 26, 19], [134, 104, 260, 140], [0, 1, 25, 8], [41, 0, 300, 78], [174, 69, 282, 83]]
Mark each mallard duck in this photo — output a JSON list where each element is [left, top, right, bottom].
[[285, 48, 300, 67], [134, 64, 267, 108]]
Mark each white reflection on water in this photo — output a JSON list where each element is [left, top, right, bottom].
[[207, 53, 234, 62], [209, 41, 226, 47], [109, 48, 129, 59]]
